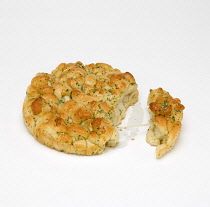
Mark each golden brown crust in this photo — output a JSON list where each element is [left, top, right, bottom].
[[146, 88, 184, 158], [23, 61, 139, 155]]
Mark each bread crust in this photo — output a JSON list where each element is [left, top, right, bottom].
[[146, 88, 185, 158], [23, 62, 138, 155]]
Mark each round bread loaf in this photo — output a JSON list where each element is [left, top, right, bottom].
[[23, 62, 139, 155]]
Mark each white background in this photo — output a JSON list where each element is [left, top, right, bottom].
[[1, 0, 210, 206]]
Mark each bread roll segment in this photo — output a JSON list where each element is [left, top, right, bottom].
[[23, 62, 139, 155], [147, 88, 185, 158]]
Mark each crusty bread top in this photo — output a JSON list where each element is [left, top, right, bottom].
[[147, 88, 185, 158], [23, 62, 138, 155]]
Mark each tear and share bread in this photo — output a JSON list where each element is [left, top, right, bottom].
[[23, 62, 139, 155], [146, 88, 185, 158]]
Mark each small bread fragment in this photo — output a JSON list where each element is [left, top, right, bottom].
[[23, 61, 139, 155], [146, 88, 185, 158]]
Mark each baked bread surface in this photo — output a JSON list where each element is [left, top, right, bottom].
[[23, 62, 138, 155], [146, 88, 185, 158]]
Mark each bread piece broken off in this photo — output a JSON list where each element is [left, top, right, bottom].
[[146, 88, 185, 158], [23, 62, 139, 155]]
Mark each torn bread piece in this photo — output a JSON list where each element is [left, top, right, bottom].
[[146, 88, 185, 158], [23, 62, 139, 155]]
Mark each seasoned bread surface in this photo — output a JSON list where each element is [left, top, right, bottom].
[[23, 62, 139, 155], [146, 88, 185, 158]]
